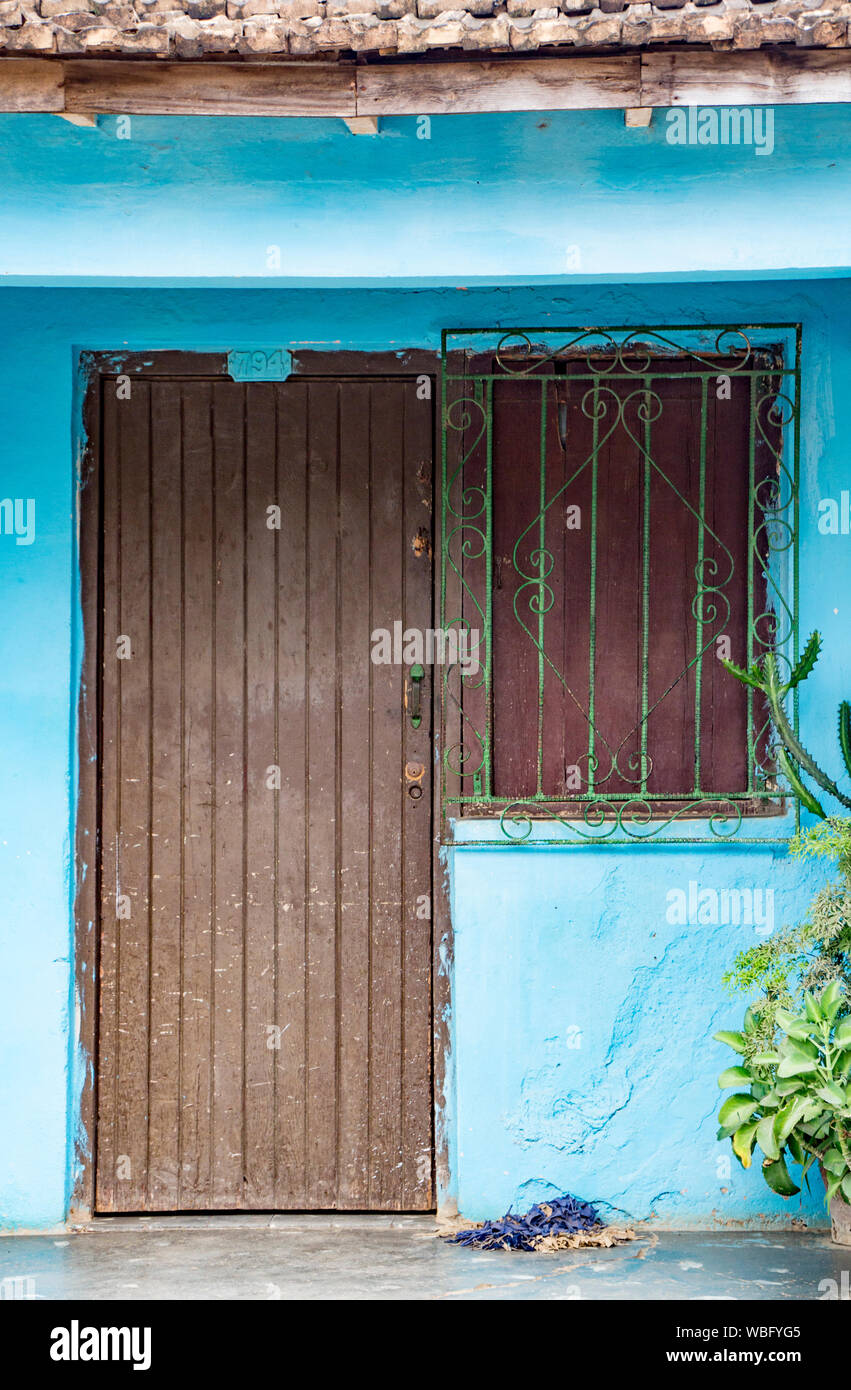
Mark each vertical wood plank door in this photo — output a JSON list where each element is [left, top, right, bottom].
[[93, 374, 434, 1212]]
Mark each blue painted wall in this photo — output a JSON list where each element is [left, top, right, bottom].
[[0, 104, 849, 281], [450, 845, 833, 1227], [0, 104, 849, 1229]]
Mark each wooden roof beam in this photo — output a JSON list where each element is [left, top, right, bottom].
[[0, 49, 848, 119]]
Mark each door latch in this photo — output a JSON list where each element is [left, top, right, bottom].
[[409, 663, 425, 729]]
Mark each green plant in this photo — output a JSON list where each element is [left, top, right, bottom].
[[721, 818, 851, 1055], [715, 981, 851, 1205], [717, 635, 851, 1206], [723, 630, 851, 819]]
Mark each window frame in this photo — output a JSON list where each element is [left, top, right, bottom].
[[439, 324, 802, 848]]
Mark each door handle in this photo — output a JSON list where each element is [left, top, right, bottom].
[[409, 663, 425, 729]]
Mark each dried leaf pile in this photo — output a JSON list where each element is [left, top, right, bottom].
[[443, 1194, 637, 1253]]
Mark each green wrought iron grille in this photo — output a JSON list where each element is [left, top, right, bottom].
[[439, 325, 802, 846]]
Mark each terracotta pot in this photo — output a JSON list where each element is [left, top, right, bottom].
[[820, 1164, 851, 1244], [830, 1193, 851, 1245]]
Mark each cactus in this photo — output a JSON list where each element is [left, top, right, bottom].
[[839, 701, 851, 782], [723, 631, 851, 818]]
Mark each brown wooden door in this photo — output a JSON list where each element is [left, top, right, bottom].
[[93, 373, 434, 1212]]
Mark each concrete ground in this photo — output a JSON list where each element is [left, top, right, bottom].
[[0, 1216, 846, 1300]]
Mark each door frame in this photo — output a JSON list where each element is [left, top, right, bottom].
[[71, 347, 452, 1219]]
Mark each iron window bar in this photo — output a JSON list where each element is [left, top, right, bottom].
[[439, 324, 802, 847]]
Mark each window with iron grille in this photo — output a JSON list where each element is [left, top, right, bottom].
[[439, 326, 801, 846]]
